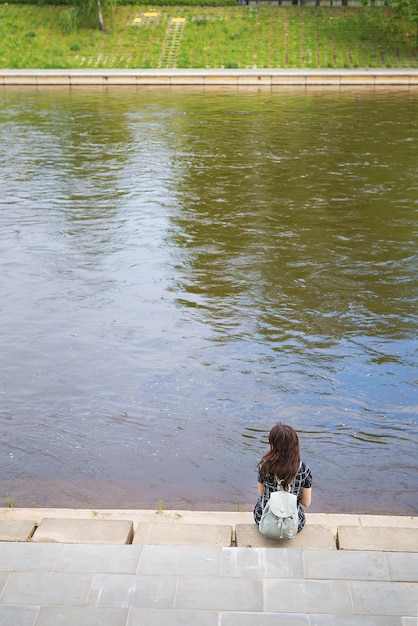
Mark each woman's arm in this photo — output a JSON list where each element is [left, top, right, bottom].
[[300, 487, 312, 508], [258, 482, 264, 496]]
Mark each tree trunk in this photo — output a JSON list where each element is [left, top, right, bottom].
[[97, 0, 106, 33]]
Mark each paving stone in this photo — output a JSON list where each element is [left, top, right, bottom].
[[35, 606, 128, 626], [0, 520, 37, 542], [176, 576, 263, 611], [338, 527, 418, 552], [264, 579, 352, 614], [220, 612, 311, 625], [0, 542, 62, 571], [236, 524, 336, 549], [87, 574, 177, 608], [0, 605, 40, 626], [55, 544, 141, 574], [310, 616, 402, 625], [0, 571, 92, 606], [133, 523, 232, 546], [127, 608, 219, 626], [304, 549, 389, 580], [350, 581, 417, 616], [221, 547, 304, 578], [32, 518, 134, 544], [385, 552, 418, 582], [137, 545, 221, 576]]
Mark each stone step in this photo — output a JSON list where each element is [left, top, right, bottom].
[[338, 526, 418, 552], [133, 522, 233, 546], [32, 518, 134, 544], [236, 524, 337, 549], [0, 520, 37, 542]]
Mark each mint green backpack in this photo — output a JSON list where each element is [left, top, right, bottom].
[[259, 482, 298, 540]]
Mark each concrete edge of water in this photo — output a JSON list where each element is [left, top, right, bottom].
[[1, 507, 418, 528], [1, 508, 417, 551], [0, 68, 418, 86]]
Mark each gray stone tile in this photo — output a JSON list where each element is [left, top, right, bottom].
[[385, 552, 418, 582], [137, 545, 221, 576], [127, 608, 219, 625], [221, 547, 304, 578], [176, 576, 263, 611], [264, 579, 353, 614], [0, 571, 92, 606], [0, 543, 62, 571], [56, 544, 141, 574], [311, 616, 402, 626], [304, 549, 389, 580], [350, 581, 417, 616], [88, 574, 177, 609], [220, 612, 310, 625], [35, 606, 128, 626], [0, 605, 39, 626], [402, 618, 418, 625]]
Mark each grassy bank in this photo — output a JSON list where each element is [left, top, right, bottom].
[[0, 4, 416, 69]]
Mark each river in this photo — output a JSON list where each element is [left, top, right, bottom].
[[0, 86, 417, 514]]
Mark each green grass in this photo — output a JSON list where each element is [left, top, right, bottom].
[[0, 4, 416, 69]]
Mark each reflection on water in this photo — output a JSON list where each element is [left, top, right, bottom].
[[0, 87, 417, 514]]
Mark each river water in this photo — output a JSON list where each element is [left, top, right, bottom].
[[0, 87, 417, 514]]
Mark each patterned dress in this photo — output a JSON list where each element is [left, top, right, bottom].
[[253, 461, 312, 532]]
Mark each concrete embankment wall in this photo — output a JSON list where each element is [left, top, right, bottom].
[[1, 69, 417, 87]]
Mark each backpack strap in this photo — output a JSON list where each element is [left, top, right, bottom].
[[274, 476, 296, 493], [274, 477, 288, 492]]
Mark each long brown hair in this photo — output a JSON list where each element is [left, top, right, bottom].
[[259, 423, 301, 489]]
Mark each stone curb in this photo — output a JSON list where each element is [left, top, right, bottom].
[[0, 69, 417, 86], [0, 520, 37, 542], [132, 522, 233, 547], [338, 526, 418, 552], [31, 518, 134, 545]]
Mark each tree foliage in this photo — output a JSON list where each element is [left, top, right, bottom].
[[388, 0, 418, 47]]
